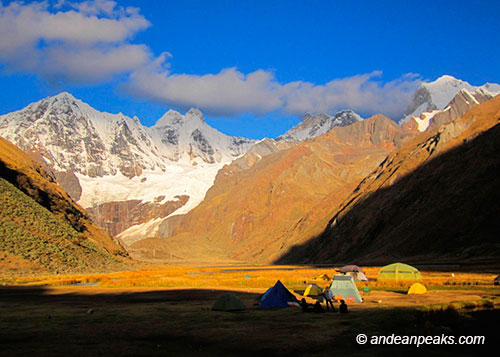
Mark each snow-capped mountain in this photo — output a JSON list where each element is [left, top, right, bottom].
[[149, 108, 252, 164], [0, 92, 163, 179], [402, 75, 500, 126], [276, 110, 363, 142], [0, 92, 255, 238], [0, 92, 254, 179]]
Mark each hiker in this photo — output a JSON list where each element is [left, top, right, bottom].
[[312, 301, 324, 313], [300, 298, 312, 312], [339, 300, 348, 314], [323, 286, 336, 312]]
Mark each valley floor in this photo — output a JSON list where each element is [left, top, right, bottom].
[[0, 265, 499, 356]]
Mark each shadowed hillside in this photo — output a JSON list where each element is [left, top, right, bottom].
[[277, 95, 500, 264], [0, 137, 129, 275]]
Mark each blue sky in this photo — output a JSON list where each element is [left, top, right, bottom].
[[1, 0, 499, 139]]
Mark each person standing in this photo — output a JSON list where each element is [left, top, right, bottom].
[[323, 286, 336, 312]]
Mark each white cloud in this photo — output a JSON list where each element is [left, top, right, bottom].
[[0, 1, 423, 119], [40, 44, 151, 83], [282, 71, 422, 118], [68, 0, 118, 16], [0, 0, 150, 83], [125, 54, 422, 119], [125, 53, 285, 116]]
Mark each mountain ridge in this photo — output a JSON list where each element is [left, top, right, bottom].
[[277, 94, 500, 264], [129, 114, 412, 263]]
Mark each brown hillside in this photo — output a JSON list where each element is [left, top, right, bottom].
[[130, 115, 412, 263], [0, 137, 129, 274], [277, 95, 500, 264]]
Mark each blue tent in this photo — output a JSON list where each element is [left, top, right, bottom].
[[259, 280, 299, 308]]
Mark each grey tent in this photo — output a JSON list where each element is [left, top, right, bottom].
[[329, 275, 363, 303], [337, 265, 363, 273], [347, 271, 368, 281], [212, 293, 246, 311], [337, 265, 368, 281]]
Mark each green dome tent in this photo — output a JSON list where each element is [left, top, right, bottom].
[[212, 293, 246, 311], [377, 263, 422, 281]]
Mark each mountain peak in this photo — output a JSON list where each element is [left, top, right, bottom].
[[431, 74, 459, 84], [154, 109, 183, 127], [48, 92, 83, 108], [401, 75, 500, 123], [186, 107, 203, 117], [277, 110, 363, 142], [53, 91, 76, 100], [154, 108, 207, 128], [185, 108, 205, 123], [422, 75, 472, 95]]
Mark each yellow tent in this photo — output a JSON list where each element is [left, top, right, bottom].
[[303, 284, 323, 297], [313, 274, 330, 282], [407, 282, 427, 295]]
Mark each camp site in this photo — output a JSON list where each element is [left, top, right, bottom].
[[1, 263, 498, 356]]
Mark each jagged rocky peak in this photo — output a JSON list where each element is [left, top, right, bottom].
[[277, 109, 363, 142], [52, 91, 79, 102], [403, 75, 472, 121], [35, 92, 78, 109], [402, 75, 500, 123], [149, 107, 255, 164], [402, 78, 500, 133], [483, 82, 500, 94], [0, 91, 167, 180], [186, 107, 204, 119], [1, 93, 255, 181], [154, 108, 204, 128]]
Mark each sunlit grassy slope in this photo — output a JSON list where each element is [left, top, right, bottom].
[[0, 137, 130, 275], [0, 176, 124, 273]]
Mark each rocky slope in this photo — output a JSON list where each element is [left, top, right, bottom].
[[278, 95, 500, 264], [129, 114, 412, 263], [0, 137, 128, 275], [86, 195, 189, 237]]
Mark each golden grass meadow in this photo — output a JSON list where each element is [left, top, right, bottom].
[[2, 264, 499, 356], [4, 264, 499, 293]]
